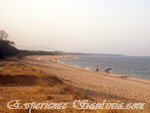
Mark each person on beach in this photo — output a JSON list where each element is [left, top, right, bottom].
[[121, 75, 128, 78], [96, 67, 99, 72]]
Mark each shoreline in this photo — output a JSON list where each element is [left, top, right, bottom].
[[1, 55, 150, 112], [24, 55, 150, 103], [58, 55, 150, 82]]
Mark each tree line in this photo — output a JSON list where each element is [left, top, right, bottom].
[[0, 30, 83, 60], [0, 30, 18, 59]]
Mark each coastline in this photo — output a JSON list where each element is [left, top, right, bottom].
[[23, 55, 150, 104], [1, 55, 149, 112], [59, 55, 150, 81]]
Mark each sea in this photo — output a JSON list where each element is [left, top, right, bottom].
[[60, 55, 150, 79]]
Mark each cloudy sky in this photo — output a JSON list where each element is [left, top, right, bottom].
[[0, 0, 150, 56]]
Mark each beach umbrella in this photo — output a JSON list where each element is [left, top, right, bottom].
[[104, 68, 112, 74]]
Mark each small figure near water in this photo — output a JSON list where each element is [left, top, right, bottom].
[[121, 75, 128, 78], [104, 68, 112, 74], [95, 67, 99, 72]]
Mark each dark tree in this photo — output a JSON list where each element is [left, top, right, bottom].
[[0, 30, 18, 59]]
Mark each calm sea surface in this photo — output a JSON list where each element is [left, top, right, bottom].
[[61, 55, 150, 79]]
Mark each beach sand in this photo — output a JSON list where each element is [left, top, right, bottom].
[[23, 55, 150, 104]]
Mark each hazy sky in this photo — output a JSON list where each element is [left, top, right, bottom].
[[0, 0, 150, 56]]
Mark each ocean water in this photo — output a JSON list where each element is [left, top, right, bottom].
[[61, 55, 150, 79]]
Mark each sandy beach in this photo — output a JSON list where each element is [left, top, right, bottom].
[[0, 55, 150, 113], [23, 55, 150, 104]]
